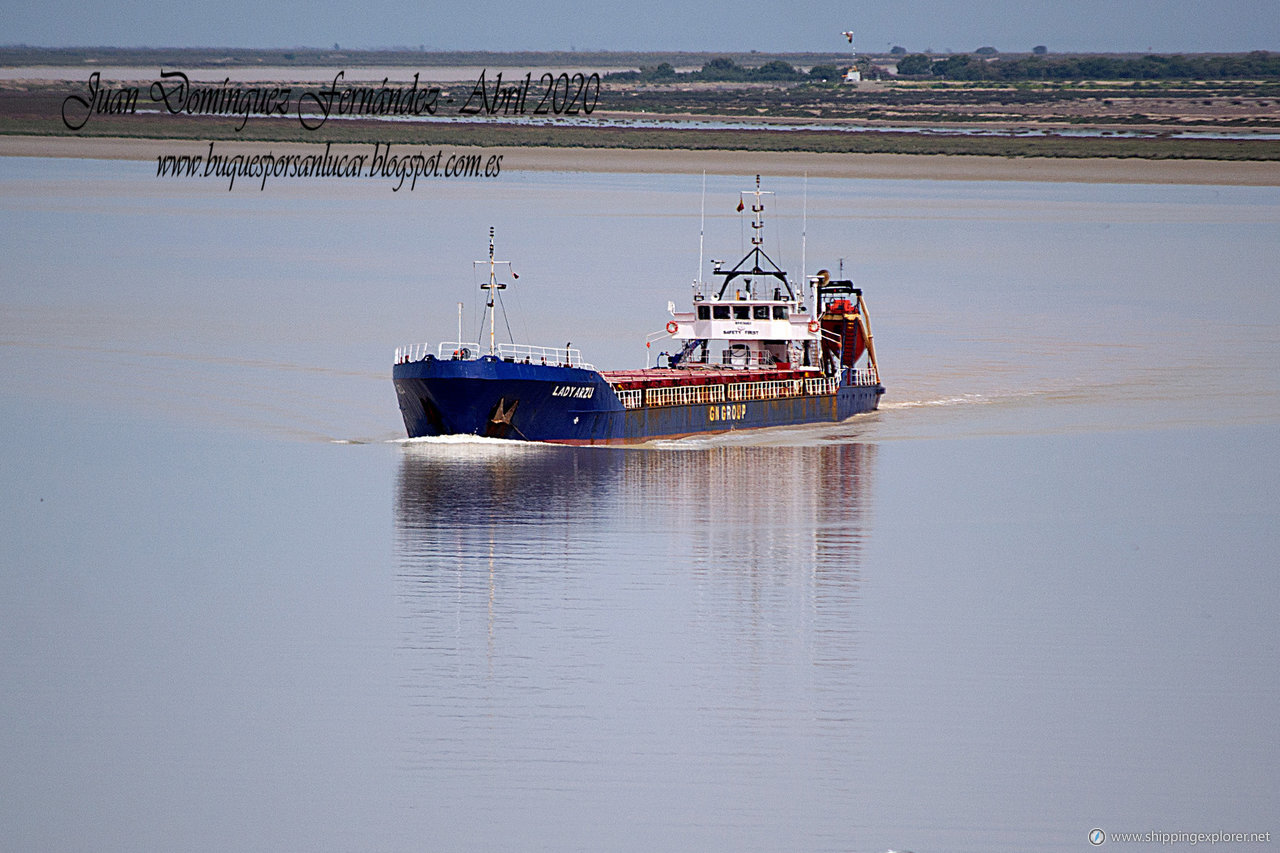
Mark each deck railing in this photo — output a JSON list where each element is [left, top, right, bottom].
[[394, 341, 593, 370], [493, 342, 593, 370], [804, 376, 839, 396], [394, 342, 435, 364], [844, 367, 879, 387], [644, 383, 728, 408], [727, 379, 800, 402], [614, 373, 855, 410], [616, 389, 644, 410], [435, 341, 482, 361]]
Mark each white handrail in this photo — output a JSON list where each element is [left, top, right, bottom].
[[436, 341, 483, 360], [394, 342, 433, 364], [395, 341, 594, 370], [616, 374, 852, 409], [844, 367, 879, 386], [495, 342, 594, 370]]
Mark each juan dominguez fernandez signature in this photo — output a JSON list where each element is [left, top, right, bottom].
[[60, 68, 601, 131]]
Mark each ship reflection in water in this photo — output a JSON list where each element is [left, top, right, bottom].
[[393, 441, 877, 851]]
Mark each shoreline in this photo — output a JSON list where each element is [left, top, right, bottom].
[[3, 134, 1279, 185]]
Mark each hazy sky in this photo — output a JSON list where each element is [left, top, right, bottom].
[[3, 0, 1278, 53]]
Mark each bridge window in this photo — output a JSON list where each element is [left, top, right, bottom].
[[733, 305, 750, 320], [697, 305, 710, 320], [773, 306, 788, 320], [753, 305, 770, 319], [713, 305, 730, 319]]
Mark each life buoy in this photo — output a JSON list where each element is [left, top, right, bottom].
[[807, 320, 820, 333], [666, 321, 679, 334]]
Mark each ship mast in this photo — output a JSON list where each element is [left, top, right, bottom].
[[748, 173, 772, 263], [715, 175, 790, 300], [477, 227, 508, 356]]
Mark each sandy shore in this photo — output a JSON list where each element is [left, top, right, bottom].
[[3, 134, 1278, 185]]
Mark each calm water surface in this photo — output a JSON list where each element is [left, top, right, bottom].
[[1, 158, 1277, 852]]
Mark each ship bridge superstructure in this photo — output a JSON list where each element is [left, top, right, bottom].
[[663, 176, 819, 371]]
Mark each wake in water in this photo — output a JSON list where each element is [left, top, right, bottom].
[[879, 389, 1049, 410], [394, 433, 556, 456], [881, 392, 995, 409]]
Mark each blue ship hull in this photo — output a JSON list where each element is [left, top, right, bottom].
[[393, 355, 884, 445]]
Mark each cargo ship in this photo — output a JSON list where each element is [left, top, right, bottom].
[[393, 178, 884, 445]]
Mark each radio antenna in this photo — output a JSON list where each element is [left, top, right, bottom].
[[801, 172, 808, 289], [696, 170, 706, 292]]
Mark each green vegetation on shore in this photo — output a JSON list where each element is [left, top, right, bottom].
[[901, 50, 1280, 81], [608, 57, 837, 84], [614, 52, 1280, 84]]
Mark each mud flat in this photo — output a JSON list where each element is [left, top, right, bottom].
[[3, 134, 1278, 185]]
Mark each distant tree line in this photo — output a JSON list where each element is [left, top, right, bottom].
[[896, 50, 1280, 80], [607, 57, 839, 83], [605, 51, 1280, 85]]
